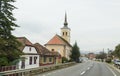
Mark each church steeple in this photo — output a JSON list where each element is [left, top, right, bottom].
[[61, 12, 71, 43], [64, 12, 68, 27]]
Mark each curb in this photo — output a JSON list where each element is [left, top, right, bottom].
[[106, 63, 120, 73]]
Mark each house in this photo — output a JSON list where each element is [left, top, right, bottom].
[[51, 51, 62, 64], [45, 13, 72, 60], [17, 37, 39, 69], [34, 43, 61, 65], [88, 53, 96, 60]]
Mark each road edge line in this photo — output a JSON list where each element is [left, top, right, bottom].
[[106, 63, 120, 74], [106, 65, 117, 76]]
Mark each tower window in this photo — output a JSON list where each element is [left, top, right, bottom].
[[66, 32, 67, 35], [63, 32, 64, 36], [51, 49, 54, 51]]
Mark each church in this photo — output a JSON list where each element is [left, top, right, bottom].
[[45, 13, 72, 60]]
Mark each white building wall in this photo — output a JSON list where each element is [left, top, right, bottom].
[[23, 46, 37, 53], [19, 46, 39, 69], [25, 55, 39, 69]]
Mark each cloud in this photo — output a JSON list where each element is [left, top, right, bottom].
[[13, 0, 120, 52]]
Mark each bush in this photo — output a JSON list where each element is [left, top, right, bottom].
[[62, 57, 68, 63]]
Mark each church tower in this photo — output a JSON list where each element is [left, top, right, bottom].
[[61, 12, 71, 43]]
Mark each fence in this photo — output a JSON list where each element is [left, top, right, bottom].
[[0, 65, 18, 72], [0, 62, 75, 76]]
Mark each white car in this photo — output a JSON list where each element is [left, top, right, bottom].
[[114, 59, 120, 68], [114, 59, 120, 65]]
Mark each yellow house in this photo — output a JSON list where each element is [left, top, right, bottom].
[[45, 13, 72, 60], [34, 43, 61, 66]]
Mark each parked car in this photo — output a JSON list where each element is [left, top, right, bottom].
[[78, 58, 83, 63], [114, 59, 120, 65], [113, 59, 120, 68]]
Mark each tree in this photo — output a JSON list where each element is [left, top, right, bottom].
[[0, 0, 22, 66], [70, 42, 80, 62], [114, 44, 120, 58], [95, 51, 107, 62], [62, 57, 68, 63]]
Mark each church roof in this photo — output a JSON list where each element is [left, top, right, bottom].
[[45, 34, 72, 47]]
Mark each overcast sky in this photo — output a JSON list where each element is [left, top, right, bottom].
[[13, 0, 120, 53]]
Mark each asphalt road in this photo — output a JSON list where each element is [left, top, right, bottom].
[[35, 61, 120, 76]]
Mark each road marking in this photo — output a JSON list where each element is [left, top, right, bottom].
[[107, 66, 117, 76], [87, 67, 90, 70], [42, 75, 46, 76], [80, 71, 86, 75]]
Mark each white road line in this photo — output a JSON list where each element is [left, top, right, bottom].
[[42, 75, 46, 76], [80, 71, 86, 75], [107, 66, 117, 76], [87, 67, 90, 70]]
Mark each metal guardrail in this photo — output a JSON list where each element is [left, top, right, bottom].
[[0, 62, 75, 76]]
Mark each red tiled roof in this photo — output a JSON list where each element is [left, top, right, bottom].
[[45, 34, 72, 47], [46, 34, 65, 45]]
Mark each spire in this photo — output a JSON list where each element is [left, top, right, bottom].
[[64, 12, 68, 27]]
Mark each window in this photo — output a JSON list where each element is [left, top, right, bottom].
[[63, 32, 64, 36], [49, 57, 52, 62], [66, 32, 67, 35], [29, 57, 32, 65], [44, 57, 46, 62], [34, 57, 37, 64], [51, 49, 54, 51], [29, 47, 31, 51]]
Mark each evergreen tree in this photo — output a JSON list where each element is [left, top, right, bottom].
[[0, 0, 22, 66], [70, 42, 80, 62]]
